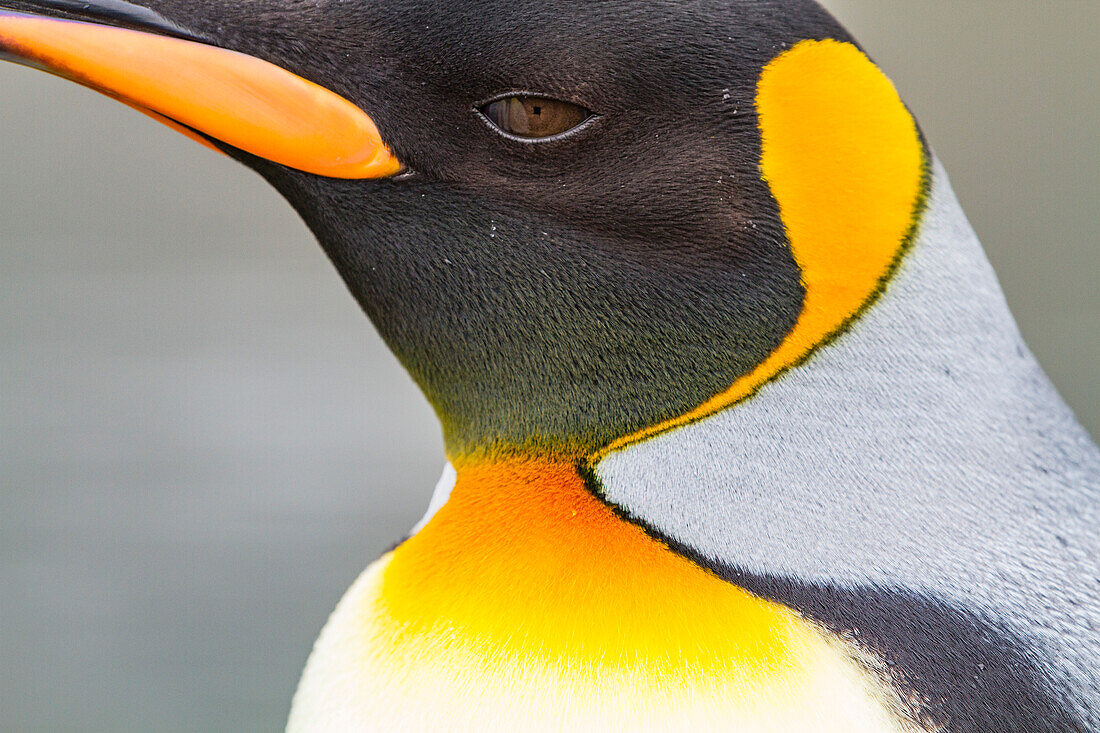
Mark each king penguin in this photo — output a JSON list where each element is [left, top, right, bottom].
[[1, 0, 1097, 730]]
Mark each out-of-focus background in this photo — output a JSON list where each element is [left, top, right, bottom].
[[1, 1, 1096, 730]]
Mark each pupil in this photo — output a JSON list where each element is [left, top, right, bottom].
[[480, 95, 590, 139]]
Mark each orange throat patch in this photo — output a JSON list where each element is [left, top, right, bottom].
[[285, 460, 922, 731], [380, 459, 802, 680]]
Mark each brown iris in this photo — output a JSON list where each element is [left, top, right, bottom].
[[481, 95, 591, 139]]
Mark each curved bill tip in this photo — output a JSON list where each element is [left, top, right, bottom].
[[0, 10, 402, 179]]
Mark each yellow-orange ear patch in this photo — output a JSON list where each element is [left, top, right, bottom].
[[601, 39, 926, 457]]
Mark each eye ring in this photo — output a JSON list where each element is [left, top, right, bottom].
[[475, 92, 597, 143]]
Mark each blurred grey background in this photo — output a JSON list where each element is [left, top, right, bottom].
[[1, 2, 1096, 730]]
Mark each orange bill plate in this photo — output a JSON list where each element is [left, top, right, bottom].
[[0, 10, 401, 178]]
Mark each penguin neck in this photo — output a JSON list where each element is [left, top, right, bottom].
[[412, 158, 1093, 563], [591, 158, 1098, 578]]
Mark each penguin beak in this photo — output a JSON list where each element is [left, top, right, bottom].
[[0, 5, 402, 179]]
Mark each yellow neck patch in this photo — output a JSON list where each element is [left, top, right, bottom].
[[601, 39, 927, 457], [379, 460, 800, 680], [289, 460, 918, 730]]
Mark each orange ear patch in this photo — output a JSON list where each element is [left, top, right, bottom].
[[600, 39, 926, 457]]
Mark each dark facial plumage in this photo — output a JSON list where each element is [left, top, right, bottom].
[[250, 0, 858, 457], [2, 0, 854, 456]]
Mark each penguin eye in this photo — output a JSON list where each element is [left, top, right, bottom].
[[479, 95, 591, 140]]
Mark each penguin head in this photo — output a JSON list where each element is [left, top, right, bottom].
[[0, 0, 926, 460]]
